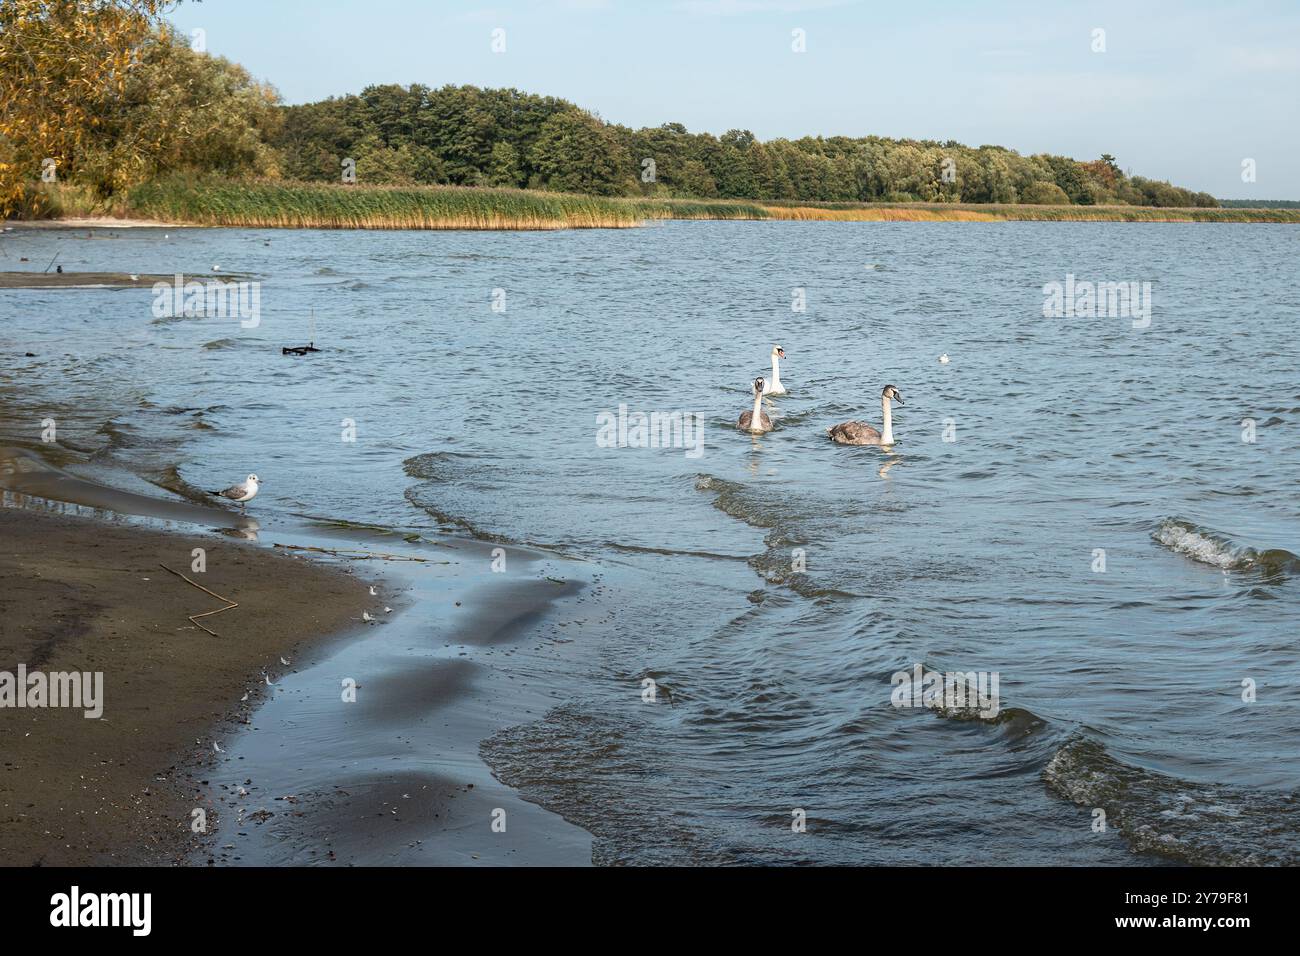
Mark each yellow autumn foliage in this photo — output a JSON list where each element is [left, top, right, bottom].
[[0, 1, 173, 215]]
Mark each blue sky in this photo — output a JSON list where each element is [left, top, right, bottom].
[[166, 0, 1300, 198]]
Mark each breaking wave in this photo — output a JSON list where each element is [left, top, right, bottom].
[[692, 473, 854, 598], [1044, 736, 1300, 865], [919, 672, 1300, 865], [1153, 517, 1299, 576]]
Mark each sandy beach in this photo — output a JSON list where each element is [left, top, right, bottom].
[[0, 271, 256, 291], [0, 507, 372, 865], [0, 443, 593, 867], [4, 218, 188, 230]]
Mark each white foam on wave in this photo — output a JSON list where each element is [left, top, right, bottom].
[[1152, 518, 1242, 570], [1044, 736, 1297, 865]]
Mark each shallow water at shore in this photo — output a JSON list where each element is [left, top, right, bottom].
[[3, 221, 1298, 865], [0, 448, 595, 865]]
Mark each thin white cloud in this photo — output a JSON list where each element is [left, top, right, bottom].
[[458, 0, 611, 21], [1225, 46, 1300, 72], [674, 0, 855, 15], [457, 8, 504, 23]]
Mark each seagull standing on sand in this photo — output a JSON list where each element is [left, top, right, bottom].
[[209, 473, 260, 510]]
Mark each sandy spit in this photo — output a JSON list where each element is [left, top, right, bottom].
[[0, 507, 372, 866]]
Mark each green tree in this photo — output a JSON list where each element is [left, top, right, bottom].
[[487, 141, 523, 187], [1020, 181, 1071, 204], [528, 110, 633, 195]]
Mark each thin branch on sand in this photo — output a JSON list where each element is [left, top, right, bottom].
[[271, 543, 439, 563], [159, 564, 239, 636]]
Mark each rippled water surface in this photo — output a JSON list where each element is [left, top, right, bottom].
[[3, 221, 1298, 864]]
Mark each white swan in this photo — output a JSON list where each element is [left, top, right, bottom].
[[738, 378, 773, 434], [762, 345, 787, 395], [827, 385, 903, 446]]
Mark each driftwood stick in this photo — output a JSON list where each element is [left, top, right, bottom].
[[185, 615, 221, 637], [159, 564, 239, 636], [159, 564, 239, 605], [271, 543, 434, 562]]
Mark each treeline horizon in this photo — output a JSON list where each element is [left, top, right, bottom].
[[1217, 198, 1300, 208], [274, 83, 1220, 208], [0, 2, 1228, 217]]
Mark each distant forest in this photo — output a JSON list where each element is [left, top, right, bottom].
[[1217, 199, 1300, 208], [273, 84, 1220, 207], [1, 1, 1223, 218]]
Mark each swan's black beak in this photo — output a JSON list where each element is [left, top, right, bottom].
[[893, 395, 904, 406], [777, 348, 786, 358]]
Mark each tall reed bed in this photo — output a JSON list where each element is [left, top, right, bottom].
[[633, 198, 773, 220], [128, 178, 649, 229], [764, 205, 1000, 222], [9, 182, 127, 219], [118, 178, 1300, 228], [761, 200, 1300, 223]]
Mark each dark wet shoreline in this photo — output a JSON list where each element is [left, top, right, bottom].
[[0, 447, 594, 866], [0, 504, 373, 865], [0, 271, 253, 290]]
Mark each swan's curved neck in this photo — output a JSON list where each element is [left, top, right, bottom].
[[751, 391, 763, 426], [881, 396, 894, 445], [769, 353, 782, 388]]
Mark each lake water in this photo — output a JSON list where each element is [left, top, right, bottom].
[[3, 220, 1298, 865]]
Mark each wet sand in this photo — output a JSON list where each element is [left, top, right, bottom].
[[0, 507, 373, 866], [203, 561, 597, 867], [0, 271, 250, 289], [4, 218, 186, 230], [0, 447, 593, 866]]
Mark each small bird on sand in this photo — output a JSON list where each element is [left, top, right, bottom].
[[209, 473, 260, 509]]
